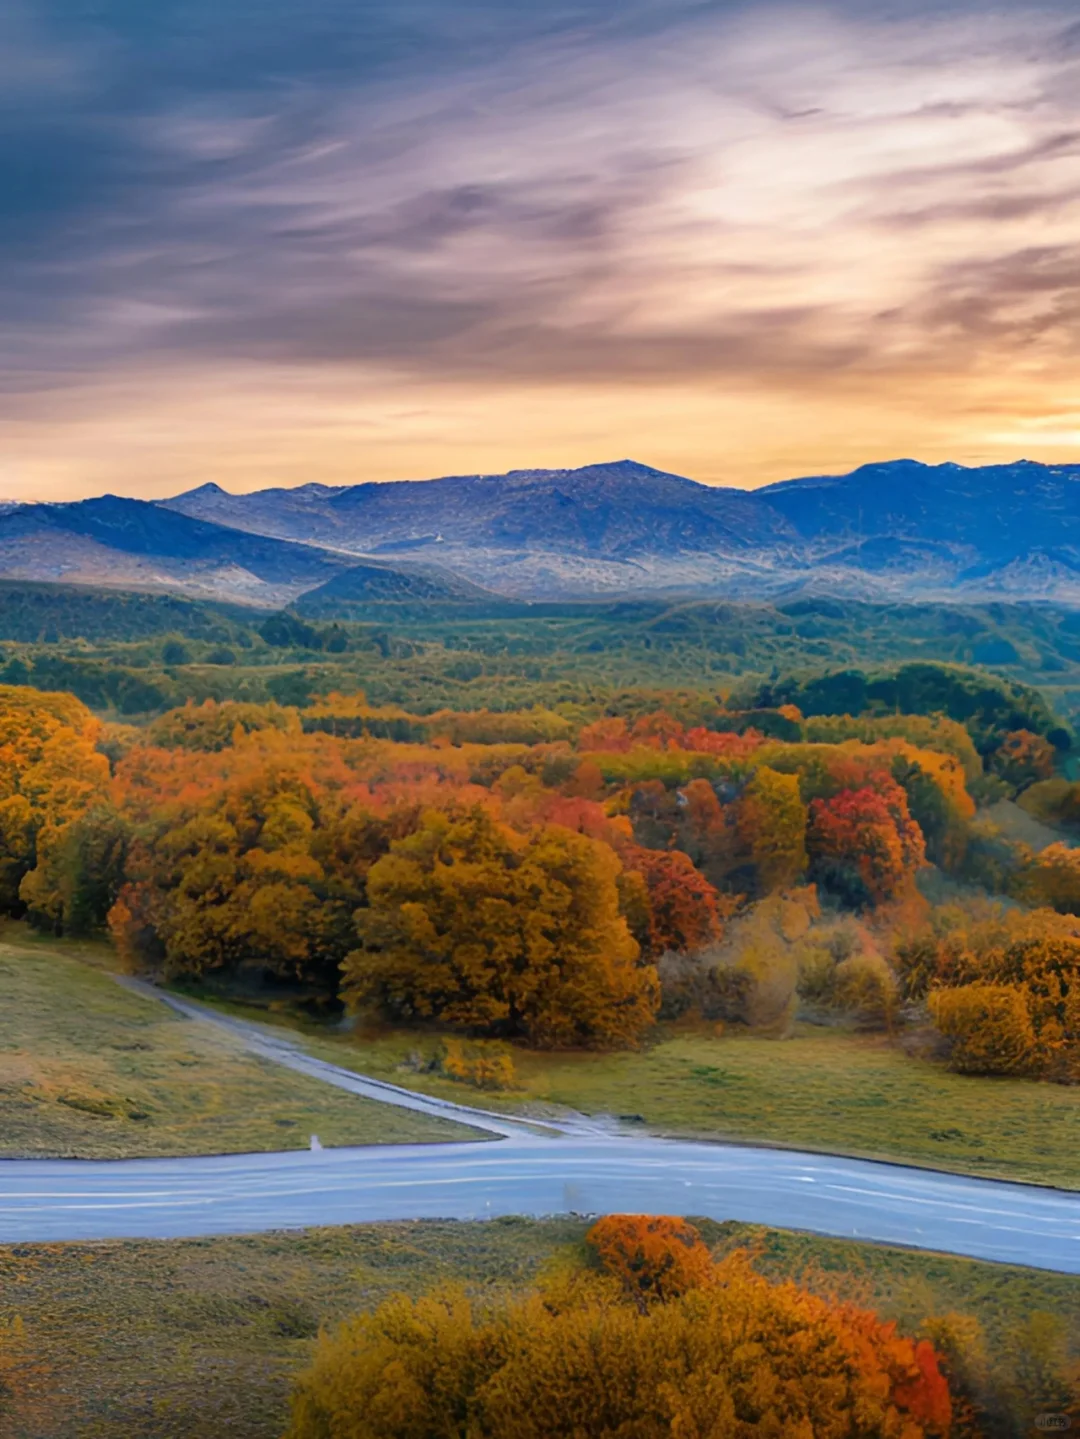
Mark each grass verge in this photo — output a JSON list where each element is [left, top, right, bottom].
[[0, 1218, 1075, 1438], [0, 933, 481, 1157]]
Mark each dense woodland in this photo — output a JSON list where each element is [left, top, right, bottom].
[[4, 664, 1080, 1081], [4, 608, 1080, 1435], [4, 582, 1080, 727]]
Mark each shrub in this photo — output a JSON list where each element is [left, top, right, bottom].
[[438, 1039, 517, 1091], [655, 946, 752, 1022], [928, 984, 1036, 1075], [830, 953, 899, 1030], [1026, 842, 1080, 916]]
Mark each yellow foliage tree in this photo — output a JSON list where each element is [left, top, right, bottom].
[[928, 983, 1036, 1075], [737, 765, 808, 893], [286, 1249, 953, 1439], [0, 686, 110, 921], [343, 806, 658, 1048]]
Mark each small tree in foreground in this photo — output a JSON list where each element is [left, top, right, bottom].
[[585, 1214, 716, 1308], [286, 1227, 953, 1439]]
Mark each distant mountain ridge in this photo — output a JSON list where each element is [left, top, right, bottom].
[[3, 458, 1080, 606], [164, 457, 1080, 603], [0, 495, 353, 607]]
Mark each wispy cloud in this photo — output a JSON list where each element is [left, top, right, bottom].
[[2, 1, 1080, 495]]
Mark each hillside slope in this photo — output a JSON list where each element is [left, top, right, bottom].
[[0, 497, 352, 607]]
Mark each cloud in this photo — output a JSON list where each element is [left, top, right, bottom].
[[2, 0, 1080, 494]]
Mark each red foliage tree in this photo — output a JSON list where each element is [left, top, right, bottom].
[[623, 844, 726, 954], [807, 776, 925, 906]]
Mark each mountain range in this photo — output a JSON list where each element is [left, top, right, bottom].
[[3, 457, 1080, 607]]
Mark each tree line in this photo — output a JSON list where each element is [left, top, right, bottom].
[[1, 684, 1077, 1073]]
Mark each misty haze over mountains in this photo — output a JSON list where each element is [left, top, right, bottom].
[[3, 459, 1080, 607]]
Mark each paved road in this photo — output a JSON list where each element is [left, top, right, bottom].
[[1, 980, 1077, 1272], [2, 1138, 1080, 1271]]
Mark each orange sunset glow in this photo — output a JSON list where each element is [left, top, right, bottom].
[[3, 3, 1080, 499]]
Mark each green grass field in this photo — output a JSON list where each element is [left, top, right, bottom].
[[1, 1217, 1075, 1439], [216, 1012, 1080, 1189], [0, 932, 479, 1157], [13, 920, 1078, 1185]]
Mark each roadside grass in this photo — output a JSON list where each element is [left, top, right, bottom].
[[194, 1000, 1080, 1190], [1, 1217, 1075, 1439], [10, 924, 1080, 1182], [0, 932, 480, 1157]]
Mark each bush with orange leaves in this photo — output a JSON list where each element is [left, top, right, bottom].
[[286, 1224, 953, 1439], [585, 1214, 717, 1307]]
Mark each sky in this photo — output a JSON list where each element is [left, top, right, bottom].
[[3, 0, 1080, 500]]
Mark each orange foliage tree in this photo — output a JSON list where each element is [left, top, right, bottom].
[[342, 805, 658, 1047], [992, 729, 1056, 790], [106, 727, 399, 993], [286, 1241, 953, 1439], [807, 777, 925, 907], [585, 1214, 716, 1307]]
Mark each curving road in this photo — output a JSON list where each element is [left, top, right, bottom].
[[2, 1138, 1080, 1271], [2, 982, 1078, 1273]]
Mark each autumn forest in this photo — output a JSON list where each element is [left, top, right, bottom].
[[3, 646, 1080, 1435]]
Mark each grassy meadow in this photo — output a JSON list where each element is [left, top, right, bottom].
[[203, 1006, 1080, 1189], [7, 923, 1079, 1186], [1, 1217, 1075, 1439], [0, 931, 479, 1157]]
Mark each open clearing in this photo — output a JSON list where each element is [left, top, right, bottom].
[[0, 934, 479, 1157], [228, 1012, 1080, 1189], [1, 1217, 1076, 1439]]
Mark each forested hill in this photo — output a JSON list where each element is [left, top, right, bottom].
[[0, 580, 262, 644], [2, 580, 1080, 730]]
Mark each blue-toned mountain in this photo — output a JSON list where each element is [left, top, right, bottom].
[[3, 459, 1080, 605], [759, 459, 1080, 560], [0, 495, 353, 607], [164, 457, 1080, 602]]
